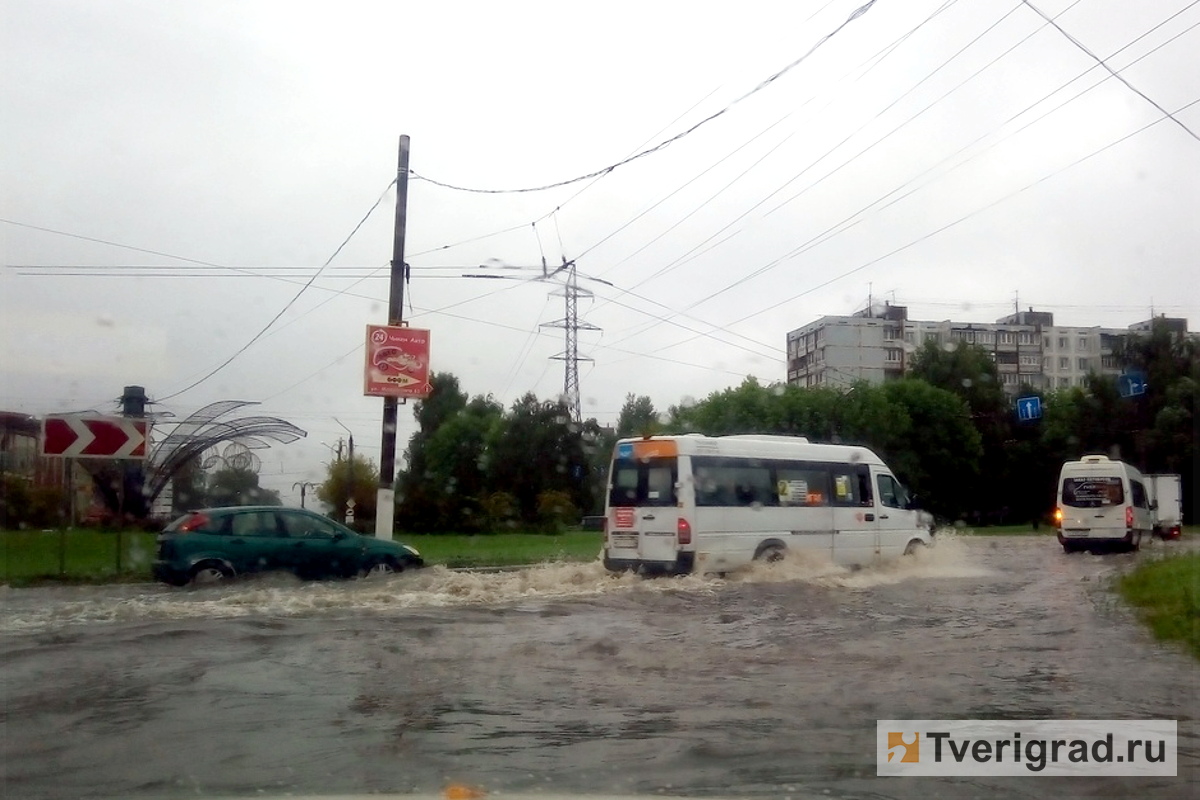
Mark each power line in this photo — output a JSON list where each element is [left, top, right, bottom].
[[407, 0, 881, 195], [652, 96, 1200, 356], [1020, 0, 1200, 143], [156, 180, 396, 401], [600, 1, 1197, 348]]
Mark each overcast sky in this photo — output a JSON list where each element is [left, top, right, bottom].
[[3, 0, 1198, 503]]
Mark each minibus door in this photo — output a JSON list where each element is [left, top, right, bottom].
[[608, 454, 679, 564], [830, 464, 880, 565], [636, 458, 679, 564]]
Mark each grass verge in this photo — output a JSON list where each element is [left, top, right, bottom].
[[1, 528, 158, 586], [401, 531, 602, 569], [1117, 552, 1200, 659], [1, 528, 604, 585]]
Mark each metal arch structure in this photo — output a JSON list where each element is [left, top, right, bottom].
[[541, 261, 601, 422], [143, 400, 307, 507]]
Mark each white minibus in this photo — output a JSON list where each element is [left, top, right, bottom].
[[1055, 454, 1152, 552], [602, 434, 935, 575]]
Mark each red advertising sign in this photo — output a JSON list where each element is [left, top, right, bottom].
[[42, 415, 149, 459], [364, 324, 431, 398]]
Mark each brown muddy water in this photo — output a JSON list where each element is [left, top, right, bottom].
[[1, 535, 1195, 799]]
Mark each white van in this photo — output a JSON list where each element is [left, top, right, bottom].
[[1055, 455, 1152, 552], [602, 434, 935, 574]]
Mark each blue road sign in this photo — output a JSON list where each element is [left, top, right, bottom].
[[1118, 371, 1147, 398], [1016, 396, 1042, 422], [616, 442, 634, 459]]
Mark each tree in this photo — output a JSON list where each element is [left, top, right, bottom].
[[484, 393, 597, 525], [908, 339, 1014, 519], [171, 455, 208, 513], [396, 372, 473, 531], [207, 467, 281, 507], [616, 394, 659, 438], [414, 395, 504, 531], [317, 455, 380, 529], [876, 379, 983, 521]]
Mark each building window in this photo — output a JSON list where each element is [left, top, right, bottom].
[[886, 349, 902, 363], [1059, 357, 1070, 370], [1044, 336, 1052, 349], [904, 331, 914, 343], [884, 326, 899, 341], [1078, 357, 1088, 371], [1019, 332, 1034, 345], [979, 331, 993, 345], [999, 332, 1014, 344], [925, 332, 938, 343], [1002, 373, 1018, 385], [1044, 356, 1052, 370], [1059, 377, 1070, 387], [1021, 354, 1039, 365], [1059, 336, 1069, 349], [1078, 337, 1088, 351]]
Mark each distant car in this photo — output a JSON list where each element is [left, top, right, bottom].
[[153, 506, 423, 586]]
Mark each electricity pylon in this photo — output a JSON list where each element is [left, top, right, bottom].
[[464, 258, 606, 422]]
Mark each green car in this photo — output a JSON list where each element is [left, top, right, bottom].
[[153, 505, 423, 586]]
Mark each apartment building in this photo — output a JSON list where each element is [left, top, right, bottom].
[[786, 305, 1190, 396]]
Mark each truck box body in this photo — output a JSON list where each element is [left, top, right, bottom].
[[1146, 473, 1183, 540]]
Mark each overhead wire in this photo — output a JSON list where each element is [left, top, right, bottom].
[[156, 179, 396, 401], [406, 0, 881, 195], [603, 0, 1024, 314], [577, 0, 968, 341], [1020, 0, 1200, 142], [600, 0, 1193, 349], [651, 95, 1200, 357]]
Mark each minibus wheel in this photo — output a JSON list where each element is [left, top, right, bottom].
[[755, 543, 786, 563], [903, 540, 926, 557]]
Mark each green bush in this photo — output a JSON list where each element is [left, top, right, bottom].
[[0, 474, 67, 529], [536, 490, 578, 534]]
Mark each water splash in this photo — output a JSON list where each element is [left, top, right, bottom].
[[1, 533, 989, 633]]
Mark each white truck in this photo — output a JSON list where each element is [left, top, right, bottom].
[[1146, 473, 1183, 540]]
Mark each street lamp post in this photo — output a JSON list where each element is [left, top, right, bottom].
[[292, 481, 318, 509]]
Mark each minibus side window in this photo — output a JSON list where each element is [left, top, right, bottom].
[[1130, 480, 1148, 509], [692, 457, 775, 507], [776, 462, 830, 506], [878, 474, 908, 509], [830, 464, 873, 507]]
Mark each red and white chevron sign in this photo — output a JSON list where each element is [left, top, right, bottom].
[[41, 415, 149, 459]]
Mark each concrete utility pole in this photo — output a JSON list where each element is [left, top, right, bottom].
[[375, 134, 410, 540], [335, 417, 354, 525], [120, 385, 148, 518]]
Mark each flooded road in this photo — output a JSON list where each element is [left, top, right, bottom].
[[2, 535, 1196, 799]]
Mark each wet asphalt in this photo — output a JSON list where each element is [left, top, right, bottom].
[[1, 535, 1196, 799]]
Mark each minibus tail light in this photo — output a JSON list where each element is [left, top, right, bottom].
[[1126, 506, 1133, 528], [677, 518, 692, 545], [1053, 507, 1063, 525]]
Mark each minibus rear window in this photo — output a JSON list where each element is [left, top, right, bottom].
[[608, 458, 677, 507], [1062, 477, 1123, 508]]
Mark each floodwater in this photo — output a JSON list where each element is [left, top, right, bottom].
[[1, 535, 1196, 799]]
